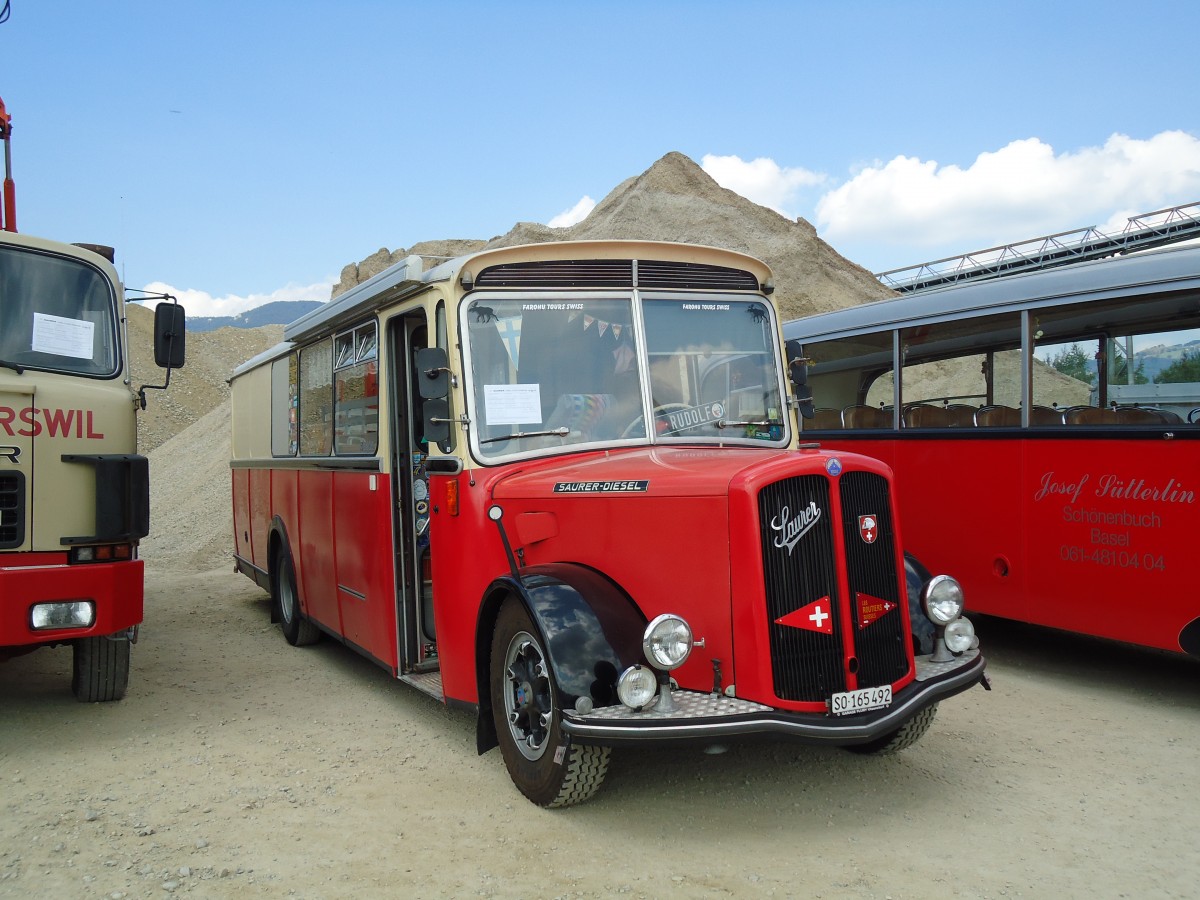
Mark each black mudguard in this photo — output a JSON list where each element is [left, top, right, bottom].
[[904, 552, 937, 656], [475, 563, 647, 753]]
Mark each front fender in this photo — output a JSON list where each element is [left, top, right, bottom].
[[475, 563, 647, 753], [904, 552, 937, 655]]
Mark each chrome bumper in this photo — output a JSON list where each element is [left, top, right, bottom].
[[561, 649, 986, 746]]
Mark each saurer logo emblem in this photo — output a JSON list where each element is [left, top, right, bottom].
[[858, 514, 878, 544], [770, 501, 821, 555]]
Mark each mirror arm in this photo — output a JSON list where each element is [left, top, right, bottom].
[[424, 366, 458, 388]]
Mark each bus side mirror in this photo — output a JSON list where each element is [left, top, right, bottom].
[[422, 398, 451, 445], [153, 302, 186, 369], [415, 347, 451, 399], [785, 340, 814, 420]]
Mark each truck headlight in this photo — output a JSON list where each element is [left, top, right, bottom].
[[643, 614, 693, 670], [30, 600, 95, 630], [944, 617, 976, 653], [921, 575, 965, 625], [617, 665, 658, 710]]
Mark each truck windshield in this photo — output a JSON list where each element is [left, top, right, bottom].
[[0, 245, 119, 378], [463, 294, 788, 459]]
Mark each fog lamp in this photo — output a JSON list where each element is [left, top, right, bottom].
[[643, 614, 693, 670], [944, 617, 976, 653], [30, 601, 95, 631], [922, 575, 965, 625], [617, 665, 658, 710]]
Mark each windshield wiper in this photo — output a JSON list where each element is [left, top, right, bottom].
[[0, 358, 26, 375], [479, 426, 571, 445], [716, 418, 784, 429]]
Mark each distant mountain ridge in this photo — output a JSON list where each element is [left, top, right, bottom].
[[187, 300, 323, 333]]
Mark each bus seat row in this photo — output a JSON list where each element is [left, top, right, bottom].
[[808, 403, 1188, 429]]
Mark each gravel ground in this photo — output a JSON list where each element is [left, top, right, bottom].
[[2, 561, 1198, 899]]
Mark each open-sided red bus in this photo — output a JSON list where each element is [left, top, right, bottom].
[[230, 240, 987, 806], [784, 244, 1200, 658]]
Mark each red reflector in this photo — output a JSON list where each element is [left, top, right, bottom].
[[446, 479, 459, 516], [115, 544, 133, 560], [95, 545, 114, 560]]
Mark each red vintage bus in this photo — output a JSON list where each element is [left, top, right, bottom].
[[230, 240, 987, 806], [784, 243, 1200, 658]]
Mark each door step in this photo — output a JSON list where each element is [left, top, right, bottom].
[[399, 670, 444, 701]]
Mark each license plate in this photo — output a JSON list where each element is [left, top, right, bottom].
[[830, 685, 892, 716]]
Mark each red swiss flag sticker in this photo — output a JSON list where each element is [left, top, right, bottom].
[[775, 598, 834, 635]]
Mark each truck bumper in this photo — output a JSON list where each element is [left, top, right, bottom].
[[561, 649, 986, 747], [0, 557, 143, 651]]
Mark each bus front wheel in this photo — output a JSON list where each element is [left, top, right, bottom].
[[72, 634, 130, 702], [489, 599, 610, 807], [844, 703, 938, 755]]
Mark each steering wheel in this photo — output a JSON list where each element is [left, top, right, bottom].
[[1188, 407, 1200, 424], [621, 404, 695, 439]]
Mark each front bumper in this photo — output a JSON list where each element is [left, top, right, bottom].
[[561, 649, 986, 747], [0, 557, 143, 650]]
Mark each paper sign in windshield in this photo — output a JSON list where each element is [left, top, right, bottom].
[[484, 383, 542, 425], [32, 313, 95, 360]]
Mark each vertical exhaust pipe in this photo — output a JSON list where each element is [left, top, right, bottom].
[[0, 95, 15, 233]]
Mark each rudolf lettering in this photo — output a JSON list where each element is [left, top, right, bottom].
[[770, 501, 822, 555]]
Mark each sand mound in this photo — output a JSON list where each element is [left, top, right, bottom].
[[333, 151, 892, 320]]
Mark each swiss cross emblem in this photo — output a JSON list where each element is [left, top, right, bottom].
[[858, 514, 878, 544], [775, 597, 834, 635]]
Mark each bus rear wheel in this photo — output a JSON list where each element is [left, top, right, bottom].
[[845, 703, 938, 755], [489, 599, 610, 807], [276, 547, 320, 647], [72, 634, 130, 702]]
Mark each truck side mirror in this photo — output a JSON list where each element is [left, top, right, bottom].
[[153, 302, 186, 369], [415, 347, 451, 399]]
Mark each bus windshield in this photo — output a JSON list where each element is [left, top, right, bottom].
[[463, 293, 788, 459], [0, 245, 119, 377]]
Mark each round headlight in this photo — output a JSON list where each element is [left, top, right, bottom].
[[944, 617, 976, 653], [922, 575, 965, 625], [643, 614, 693, 670], [617, 664, 658, 710]]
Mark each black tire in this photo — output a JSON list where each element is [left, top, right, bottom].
[[845, 703, 938, 755], [72, 634, 130, 702], [489, 599, 610, 807], [276, 547, 320, 647]]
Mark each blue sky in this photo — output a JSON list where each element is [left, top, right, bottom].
[[3, 1, 1199, 318]]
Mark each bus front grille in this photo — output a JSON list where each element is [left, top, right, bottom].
[[758, 471, 908, 703]]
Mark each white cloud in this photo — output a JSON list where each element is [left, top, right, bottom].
[[815, 131, 1200, 254], [133, 279, 334, 319], [548, 196, 596, 228], [701, 154, 826, 217]]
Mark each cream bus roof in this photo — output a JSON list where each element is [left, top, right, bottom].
[[281, 240, 773, 347]]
